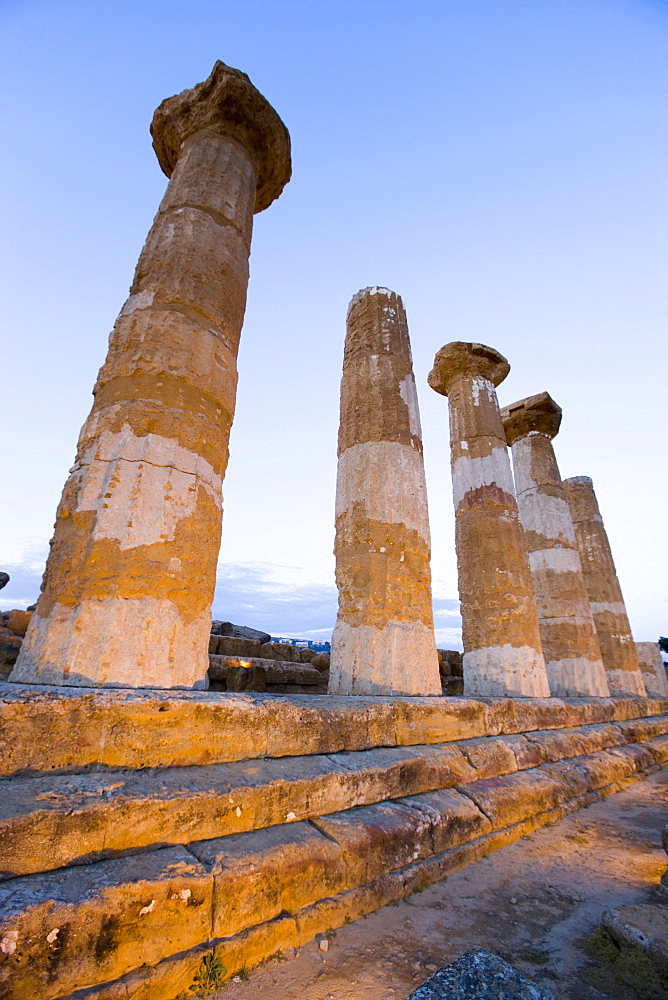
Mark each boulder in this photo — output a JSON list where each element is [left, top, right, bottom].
[[299, 647, 318, 663], [210, 621, 271, 644], [0, 573, 9, 591], [208, 655, 323, 688], [0, 637, 22, 679], [217, 636, 263, 658], [258, 642, 301, 662], [225, 661, 323, 692], [311, 652, 331, 672], [407, 948, 553, 999], [5, 610, 32, 637], [602, 904, 668, 975], [438, 650, 464, 678]]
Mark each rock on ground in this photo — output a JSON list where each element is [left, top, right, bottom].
[[406, 949, 553, 999]]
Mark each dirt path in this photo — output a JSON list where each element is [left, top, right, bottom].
[[212, 770, 668, 1000]]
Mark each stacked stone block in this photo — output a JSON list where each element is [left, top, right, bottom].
[[329, 287, 441, 696], [0, 683, 667, 999], [428, 343, 550, 698], [501, 393, 609, 698], [11, 62, 291, 690]]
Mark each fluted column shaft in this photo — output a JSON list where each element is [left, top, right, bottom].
[[563, 476, 645, 696], [636, 643, 668, 699], [502, 394, 609, 697], [429, 343, 550, 698], [12, 62, 290, 689], [329, 287, 441, 696]]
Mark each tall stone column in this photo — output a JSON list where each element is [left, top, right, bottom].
[[562, 476, 646, 696], [329, 287, 441, 696], [11, 62, 291, 689], [501, 393, 609, 698], [428, 343, 550, 698]]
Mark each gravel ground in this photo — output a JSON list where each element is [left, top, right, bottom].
[[214, 770, 668, 1000]]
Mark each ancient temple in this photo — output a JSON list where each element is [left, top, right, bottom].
[[1, 62, 666, 1000]]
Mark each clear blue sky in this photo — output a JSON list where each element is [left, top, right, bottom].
[[1, 0, 666, 645]]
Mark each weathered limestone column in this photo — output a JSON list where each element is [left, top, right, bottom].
[[562, 477, 646, 696], [11, 62, 291, 689], [501, 393, 609, 698], [636, 642, 668, 699], [428, 343, 550, 698], [328, 287, 442, 696]]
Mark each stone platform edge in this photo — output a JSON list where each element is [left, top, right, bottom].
[[56, 739, 667, 1000], [1, 682, 666, 776]]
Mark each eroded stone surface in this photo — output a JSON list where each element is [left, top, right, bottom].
[[501, 393, 609, 698], [0, 685, 665, 778], [428, 344, 549, 698], [330, 288, 441, 696], [563, 477, 646, 697], [25, 734, 668, 1000], [0, 846, 212, 999], [4, 718, 667, 879], [11, 63, 290, 690]]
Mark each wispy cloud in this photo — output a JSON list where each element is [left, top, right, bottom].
[[212, 562, 337, 639], [0, 553, 462, 647], [0, 553, 46, 611]]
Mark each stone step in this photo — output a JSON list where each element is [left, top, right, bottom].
[[2, 719, 667, 880], [1, 682, 664, 777], [2, 737, 666, 1000]]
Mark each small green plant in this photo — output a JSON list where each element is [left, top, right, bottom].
[[237, 965, 250, 981], [343, 915, 352, 924], [585, 926, 668, 999], [519, 946, 550, 966], [189, 953, 227, 994]]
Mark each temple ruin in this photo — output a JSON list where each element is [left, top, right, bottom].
[[1, 62, 666, 1000]]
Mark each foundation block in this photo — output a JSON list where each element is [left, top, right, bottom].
[[1, 692, 666, 1000]]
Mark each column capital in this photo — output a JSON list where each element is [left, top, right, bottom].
[[563, 476, 601, 522], [428, 342, 509, 397], [151, 60, 291, 213], [501, 391, 562, 445]]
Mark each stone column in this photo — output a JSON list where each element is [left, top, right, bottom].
[[328, 287, 441, 696], [428, 343, 550, 698], [501, 393, 609, 698], [11, 62, 291, 689], [562, 477, 646, 696], [636, 643, 668, 699]]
